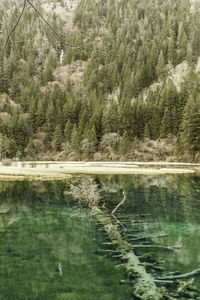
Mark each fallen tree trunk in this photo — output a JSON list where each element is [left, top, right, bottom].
[[92, 206, 164, 300], [129, 234, 169, 241], [157, 268, 200, 281], [133, 244, 181, 251], [112, 191, 126, 214], [68, 176, 199, 299]]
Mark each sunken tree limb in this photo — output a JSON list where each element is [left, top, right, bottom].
[[92, 207, 164, 300], [68, 176, 199, 299], [157, 268, 200, 281]]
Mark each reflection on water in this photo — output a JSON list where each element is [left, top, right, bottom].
[[98, 174, 200, 291], [0, 175, 200, 298], [0, 181, 130, 300]]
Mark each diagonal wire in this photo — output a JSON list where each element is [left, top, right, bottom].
[[26, 0, 85, 49], [26, 0, 107, 54], [2, 0, 107, 54], [4, 0, 27, 50]]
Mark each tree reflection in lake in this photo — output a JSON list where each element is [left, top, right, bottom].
[[98, 174, 200, 292], [0, 174, 200, 298], [0, 180, 131, 300]]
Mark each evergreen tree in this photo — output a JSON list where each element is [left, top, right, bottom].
[[168, 37, 176, 65], [81, 126, 97, 159], [181, 97, 200, 157], [156, 50, 166, 78], [144, 123, 150, 139], [71, 125, 80, 152], [0, 0, 200, 160], [1, 135, 17, 158], [64, 120, 73, 142], [119, 131, 131, 155], [160, 107, 170, 138], [51, 125, 63, 152], [0, 56, 8, 93], [45, 100, 55, 139], [42, 51, 57, 84], [27, 137, 36, 157], [88, 125, 97, 147]]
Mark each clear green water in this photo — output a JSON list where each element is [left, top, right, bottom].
[[0, 175, 200, 299], [98, 174, 200, 292], [0, 181, 131, 300]]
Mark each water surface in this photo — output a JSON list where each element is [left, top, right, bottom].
[[0, 175, 200, 298], [0, 181, 130, 300], [99, 174, 200, 291]]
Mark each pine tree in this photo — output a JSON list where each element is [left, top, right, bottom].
[[119, 131, 131, 155], [42, 51, 57, 84], [1, 135, 17, 158], [177, 24, 187, 62], [27, 137, 36, 157], [156, 50, 166, 78], [51, 125, 63, 152], [160, 107, 170, 138], [71, 125, 80, 152], [181, 97, 200, 157], [144, 123, 150, 139], [9, 72, 21, 99], [1, 0, 200, 160], [64, 120, 72, 142], [45, 100, 55, 139], [81, 125, 97, 159], [88, 125, 97, 146], [103, 102, 119, 134], [0, 55, 8, 93], [168, 37, 176, 65]]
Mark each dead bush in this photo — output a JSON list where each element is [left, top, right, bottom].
[[66, 176, 101, 207]]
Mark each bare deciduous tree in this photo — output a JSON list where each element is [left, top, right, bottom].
[[66, 176, 101, 207]]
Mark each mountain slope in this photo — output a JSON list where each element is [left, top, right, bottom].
[[0, 0, 200, 161]]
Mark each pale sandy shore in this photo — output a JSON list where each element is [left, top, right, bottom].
[[0, 161, 199, 180]]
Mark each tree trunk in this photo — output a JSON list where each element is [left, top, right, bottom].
[[92, 207, 164, 300]]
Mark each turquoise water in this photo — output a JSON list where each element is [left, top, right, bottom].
[[98, 174, 200, 292], [0, 175, 200, 299], [0, 181, 131, 300]]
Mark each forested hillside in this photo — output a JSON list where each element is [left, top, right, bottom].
[[0, 0, 200, 161]]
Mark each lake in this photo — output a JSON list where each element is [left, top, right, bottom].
[[0, 174, 200, 299]]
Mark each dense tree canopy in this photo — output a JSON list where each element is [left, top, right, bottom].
[[0, 0, 200, 161]]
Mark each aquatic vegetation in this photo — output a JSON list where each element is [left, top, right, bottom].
[[0, 180, 130, 300], [69, 175, 200, 299], [1, 175, 200, 299]]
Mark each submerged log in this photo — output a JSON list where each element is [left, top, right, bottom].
[[155, 279, 173, 284], [133, 244, 181, 251], [92, 206, 164, 300], [69, 176, 199, 299], [112, 191, 126, 214], [157, 268, 200, 281], [129, 234, 169, 241]]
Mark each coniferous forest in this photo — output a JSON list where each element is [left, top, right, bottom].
[[0, 0, 200, 161]]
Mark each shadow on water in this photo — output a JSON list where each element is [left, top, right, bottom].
[[0, 174, 200, 298]]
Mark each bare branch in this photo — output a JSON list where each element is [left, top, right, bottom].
[[133, 244, 181, 251], [156, 269, 200, 281], [112, 191, 126, 214]]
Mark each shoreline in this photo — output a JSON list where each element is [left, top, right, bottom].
[[0, 161, 199, 180]]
